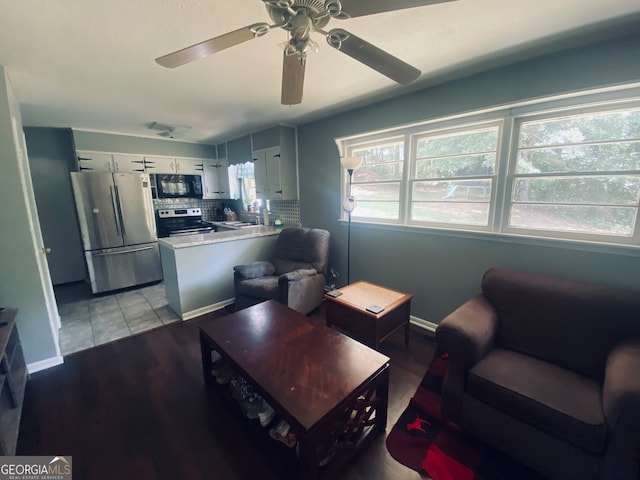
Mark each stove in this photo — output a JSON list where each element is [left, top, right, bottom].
[[156, 208, 216, 237]]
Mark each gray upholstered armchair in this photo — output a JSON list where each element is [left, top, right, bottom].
[[435, 268, 640, 480], [233, 227, 330, 314]]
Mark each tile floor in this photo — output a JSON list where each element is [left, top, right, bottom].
[[56, 281, 180, 356]]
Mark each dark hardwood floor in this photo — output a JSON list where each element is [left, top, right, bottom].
[[17, 303, 436, 480]]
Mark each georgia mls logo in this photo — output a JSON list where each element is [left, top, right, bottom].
[[0, 455, 72, 479], [49, 456, 71, 474]]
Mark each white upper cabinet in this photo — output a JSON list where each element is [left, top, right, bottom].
[[251, 126, 298, 200], [143, 156, 176, 173], [253, 147, 283, 199], [203, 157, 230, 199], [112, 154, 146, 173], [143, 156, 204, 175], [77, 151, 146, 173], [175, 157, 204, 175], [76, 150, 113, 172]]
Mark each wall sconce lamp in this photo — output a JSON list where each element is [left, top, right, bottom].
[[340, 156, 363, 285]]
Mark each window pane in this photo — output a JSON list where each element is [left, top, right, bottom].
[[416, 127, 499, 158], [509, 204, 635, 236], [512, 176, 640, 205], [353, 201, 399, 220], [352, 143, 403, 182], [352, 183, 400, 201], [355, 162, 403, 181], [416, 153, 495, 178], [351, 183, 401, 220], [515, 141, 640, 173], [518, 109, 640, 148], [412, 202, 490, 225], [413, 180, 492, 202]]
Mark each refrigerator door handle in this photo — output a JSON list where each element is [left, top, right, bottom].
[[113, 185, 126, 237], [110, 186, 122, 237], [92, 245, 156, 257]]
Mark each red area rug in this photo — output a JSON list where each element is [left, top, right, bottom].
[[385, 352, 544, 480]]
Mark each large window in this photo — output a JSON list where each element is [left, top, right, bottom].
[[410, 124, 499, 228], [508, 108, 640, 240], [338, 88, 640, 247]]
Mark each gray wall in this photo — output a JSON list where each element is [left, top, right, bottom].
[[297, 33, 640, 324], [0, 67, 59, 366], [25, 127, 85, 285], [73, 130, 217, 159]]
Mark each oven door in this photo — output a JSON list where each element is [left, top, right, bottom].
[[169, 226, 214, 236], [155, 174, 203, 198]]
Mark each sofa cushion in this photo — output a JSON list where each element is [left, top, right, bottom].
[[236, 276, 279, 300], [272, 228, 330, 275], [467, 348, 606, 454]]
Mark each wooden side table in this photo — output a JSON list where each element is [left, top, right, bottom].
[[324, 281, 412, 349]]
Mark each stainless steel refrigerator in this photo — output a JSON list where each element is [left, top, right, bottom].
[[70, 172, 163, 294]]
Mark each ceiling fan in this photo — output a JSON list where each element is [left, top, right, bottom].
[[155, 0, 455, 105]]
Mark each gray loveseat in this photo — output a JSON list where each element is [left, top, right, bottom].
[[233, 227, 330, 315], [435, 268, 640, 480]]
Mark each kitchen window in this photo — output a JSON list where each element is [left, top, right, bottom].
[[338, 85, 640, 247]]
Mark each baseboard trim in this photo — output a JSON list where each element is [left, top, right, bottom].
[[28, 355, 64, 374], [410, 315, 438, 337], [181, 299, 234, 321]]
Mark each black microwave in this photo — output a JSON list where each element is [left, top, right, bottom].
[[154, 174, 203, 199]]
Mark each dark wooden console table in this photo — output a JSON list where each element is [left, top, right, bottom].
[[199, 300, 390, 479]]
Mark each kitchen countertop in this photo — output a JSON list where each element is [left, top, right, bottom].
[[158, 225, 281, 249]]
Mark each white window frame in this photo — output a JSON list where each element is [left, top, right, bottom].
[[336, 84, 640, 249], [407, 119, 503, 232], [343, 135, 407, 224], [504, 101, 640, 245]]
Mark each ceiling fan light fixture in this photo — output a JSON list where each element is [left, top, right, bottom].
[[157, 0, 447, 104]]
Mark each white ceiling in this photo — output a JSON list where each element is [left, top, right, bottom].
[[1, 0, 639, 145]]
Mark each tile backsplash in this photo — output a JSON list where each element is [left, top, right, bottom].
[[152, 198, 301, 226]]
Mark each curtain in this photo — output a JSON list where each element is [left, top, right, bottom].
[[236, 161, 255, 207]]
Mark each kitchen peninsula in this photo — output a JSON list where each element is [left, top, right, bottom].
[[159, 226, 280, 319]]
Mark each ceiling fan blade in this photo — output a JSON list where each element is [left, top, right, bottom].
[[335, 0, 456, 18], [155, 23, 271, 68], [326, 29, 420, 85], [281, 52, 306, 105]]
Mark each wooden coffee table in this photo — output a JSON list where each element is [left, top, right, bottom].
[[324, 281, 412, 349], [199, 300, 390, 480]]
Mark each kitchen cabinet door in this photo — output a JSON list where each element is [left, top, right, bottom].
[[253, 147, 283, 199], [250, 126, 298, 200], [143, 156, 176, 173], [203, 157, 230, 199], [112, 153, 146, 173], [76, 150, 113, 172], [176, 157, 204, 175]]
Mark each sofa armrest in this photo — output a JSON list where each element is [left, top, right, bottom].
[[435, 294, 498, 423], [603, 340, 640, 428], [278, 268, 318, 284], [435, 294, 499, 368], [233, 261, 276, 280], [278, 270, 325, 315]]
